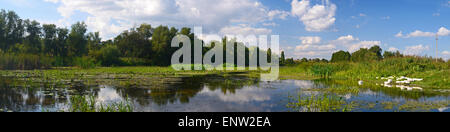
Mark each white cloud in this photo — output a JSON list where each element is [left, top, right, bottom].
[[290, 35, 381, 59], [219, 25, 272, 36], [443, 51, 450, 55], [262, 22, 278, 27], [359, 13, 367, 17], [45, 0, 282, 39], [388, 47, 399, 52], [437, 27, 450, 36], [396, 27, 450, 38], [299, 36, 321, 45], [403, 44, 430, 55], [268, 10, 289, 20], [442, 51, 450, 60], [291, 0, 337, 32]]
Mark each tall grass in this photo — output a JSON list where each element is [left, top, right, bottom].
[[68, 95, 134, 112], [0, 53, 53, 70]]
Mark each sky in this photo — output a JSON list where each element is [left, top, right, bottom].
[[1, 0, 449, 60]]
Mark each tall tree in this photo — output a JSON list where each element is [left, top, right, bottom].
[[56, 27, 69, 57], [5, 11, 24, 49], [152, 25, 171, 66], [280, 51, 285, 65], [87, 32, 101, 51], [43, 24, 57, 56], [67, 22, 88, 56], [0, 10, 6, 51], [24, 20, 42, 53]]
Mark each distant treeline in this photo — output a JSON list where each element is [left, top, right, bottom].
[[0, 9, 278, 70]]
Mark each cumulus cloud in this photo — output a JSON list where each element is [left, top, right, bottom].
[[44, 0, 283, 39], [442, 51, 450, 60], [396, 27, 450, 38], [388, 47, 399, 52], [219, 25, 272, 36], [291, 0, 337, 32], [299, 36, 321, 45], [290, 35, 381, 59], [403, 44, 430, 55], [437, 27, 450, 36]]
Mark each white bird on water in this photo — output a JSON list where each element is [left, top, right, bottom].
[[358, 80, 363, 85]]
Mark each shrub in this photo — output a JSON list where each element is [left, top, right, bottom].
[[98, 45, 121, 66], [73, 56, 99, 69]]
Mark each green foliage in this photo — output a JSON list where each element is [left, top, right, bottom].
[[331, 50, 351, 62], [67, 22, 88, 57], [0, 53, 52, 70], [115, 24, 152, 58], [383, 50, 403, 58], [97, 44, 121, 66], [73, 56, 99, 69]]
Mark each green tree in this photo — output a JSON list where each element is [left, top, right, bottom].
[[43, 24, 57, 56], [87, 32, 101, 51], [67, 22, 88, 57], [351, 48, 378, 62], [98, 44, 121, 66], [280, 51, 285, 65], [331, 50, 351, 62], [24, 20, 42, 53], [369, 45, 383, 60], [0, 10, 6, 51], [152, 25, 172, 66], [5, 10, 24, 50], [115, 24, 152, 59], [56, 27, 69, 57]]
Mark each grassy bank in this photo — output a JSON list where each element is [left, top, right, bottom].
[[281, 56, 449, 89]]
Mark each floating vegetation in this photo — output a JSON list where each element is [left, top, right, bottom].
[[287, 94, 354, 112]]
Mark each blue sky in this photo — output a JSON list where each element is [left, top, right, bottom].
[[1, 0, 449, 59]]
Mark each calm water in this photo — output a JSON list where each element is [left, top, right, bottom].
[[0, 74, 449, 112]]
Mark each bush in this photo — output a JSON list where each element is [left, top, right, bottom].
[[98, 45, 121, 66], [73, 56, 99, 69]]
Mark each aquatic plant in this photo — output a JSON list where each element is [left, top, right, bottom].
[[67, 95, 133, 112], [287, 94, 354, 112]]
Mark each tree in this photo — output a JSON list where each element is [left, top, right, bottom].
[[5, 11, 24, 50], [67, 22, 88, 57], [331, 50, 351, 62], [115, 24, 153, 59], [369, 45, 383, 60], [384, 50, 403, 58], [98, 44, 121, 66], [280, 51, 285, 65], [56, 27, 69, 57], [43, 24, 57, 56], [0, 10, 6, 51], [87, 32, 101, 51], [301, 58, 308, 62], [351, 48, 378, 62], [152, 25, 172, 66], [24, 20, 42, 53]]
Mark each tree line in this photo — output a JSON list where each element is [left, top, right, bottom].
[[0, 9, 278, 69]]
